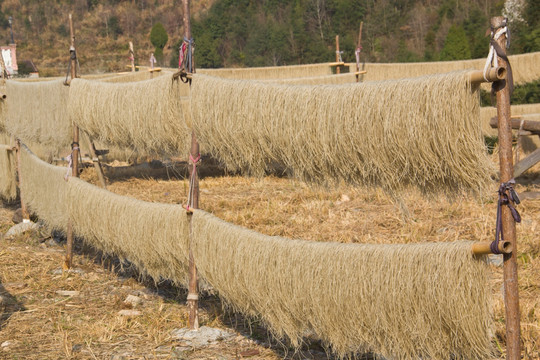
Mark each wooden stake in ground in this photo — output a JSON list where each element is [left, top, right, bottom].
[[64, 14, 80, 271], [491, 16, 521, 360], [355, 22, 363, 83], [335, 35, 341, 75], [187, 130, 200, 330], [182, 0, 199, 331]]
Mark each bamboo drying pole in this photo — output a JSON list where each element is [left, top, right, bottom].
[[491, 16, 521, 359], [355, 22, 363, 83], [182, 0, 200, 331], [64, 13, 80, 270], [471, 240, 512, 255], [15, 140, 30, 221], [469, 66, 506, 84], [335, 35, 341, 75]]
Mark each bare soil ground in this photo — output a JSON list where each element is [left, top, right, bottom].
[[0, 160, 539, 359]]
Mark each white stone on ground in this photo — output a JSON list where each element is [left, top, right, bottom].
[[171, 326, 235, 347]]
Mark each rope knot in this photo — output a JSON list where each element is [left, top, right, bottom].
[[491, 179, 521, 254]]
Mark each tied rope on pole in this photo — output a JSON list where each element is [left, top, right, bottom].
[[185, 153, 200, 212], [491, 179, 521, 254], [64, 142, 80, 181], [179, 37, 194, 83], [483, 18, 514, 97], [355, 46, 362, 70], [63, 46, 80, 85], [336, 49, 344, 63]]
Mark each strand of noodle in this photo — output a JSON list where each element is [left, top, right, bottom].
[[68, 74, 190, 156], [0, 144, 17, 201], [191, 71, 494, 194], [66, 176, 190, 284], [192, 209, 493, 359], [6, 79, 71, 152], [18, 144, 68, 231]]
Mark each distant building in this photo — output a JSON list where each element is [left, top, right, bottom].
[[1, 44, 18, 76]]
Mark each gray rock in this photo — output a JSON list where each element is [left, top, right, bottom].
[[4, 221, 40, 239], [12, 208, 22, 224], [124, 295, 143, 307], [170, 326, 235, 348]]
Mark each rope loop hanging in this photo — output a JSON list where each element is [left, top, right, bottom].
[[483, 18, 514, 98], [179, 37, 195, 74], [491, 179, 521, 254]]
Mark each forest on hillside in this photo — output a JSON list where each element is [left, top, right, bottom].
[[0, 0, 538, 74]]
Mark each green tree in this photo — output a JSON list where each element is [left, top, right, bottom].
[[150, 22, 168, 62], [439, 25, 471, 60]]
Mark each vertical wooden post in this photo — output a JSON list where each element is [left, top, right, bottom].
[[129, 41, 135, 72], [84, 133, 107, 189], [183, 0, 199, 331], [64, 13, 80, 271], [187, 130, 199, 330], [335, 35, 340, 74], [15, 140, 30, 221], [355, 22, 363, 83], [492, 16, 521, 360]]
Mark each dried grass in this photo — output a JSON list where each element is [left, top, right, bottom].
[[0, 144, 17, 201], [66, 176, 190, 285], [68, 74, 190, 156], [19, 144, 68, 231], [192, 209, 493, 359], [191, 71, 494, 194], [198, 63, 334, 80], [5, 79, 71, 151]]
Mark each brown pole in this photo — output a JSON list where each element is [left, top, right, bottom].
[[183, 0, 199, 330], [15, 140, 30, 221], [64, 13, 80, 271], [335, 35, 340, 74], [491, 16, 521, 360], [187, 130, 199, 330], [356, 22, 363, 83]]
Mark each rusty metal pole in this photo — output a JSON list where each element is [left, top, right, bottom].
[[183, 0, 200, 331], [335, 35, 340, 74], [64, 13, 80, 270], [355, 22, 363, 83], [15, 140, 30, 221], [492, 16, 521, 360]]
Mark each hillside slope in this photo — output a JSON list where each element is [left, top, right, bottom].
[[1, 0, 539, 75]]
